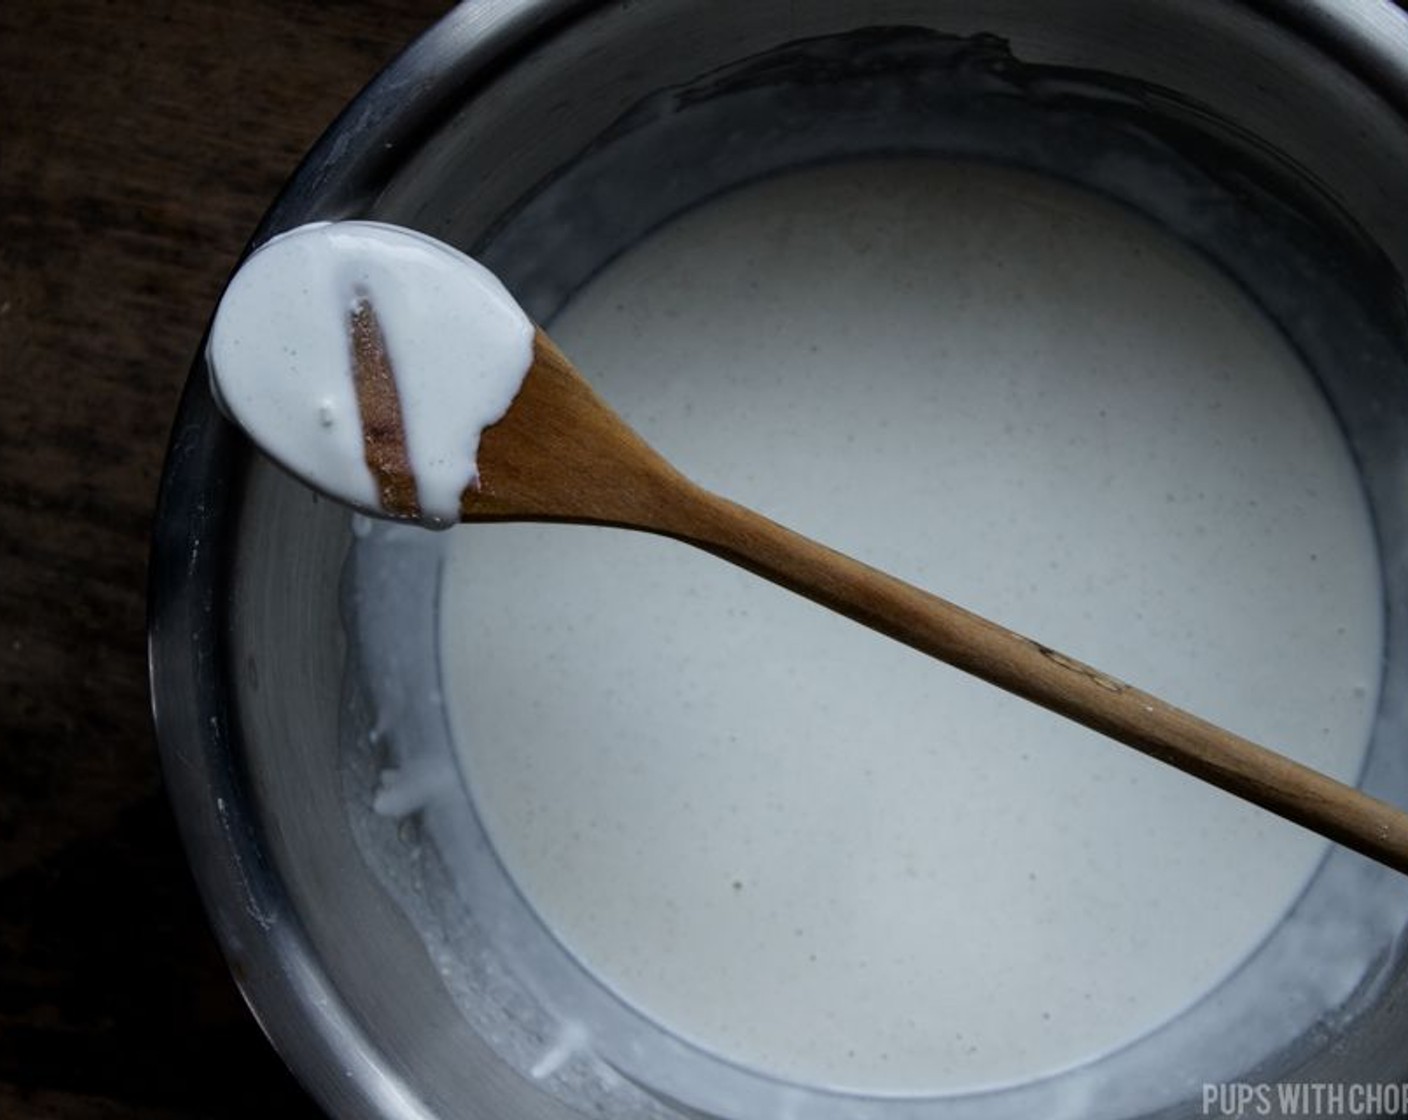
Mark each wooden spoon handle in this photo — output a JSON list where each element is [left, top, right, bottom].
[[662, 483, 1408, 874], [463, 336, 1407, 873]]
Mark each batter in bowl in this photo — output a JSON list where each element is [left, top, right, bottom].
[[439, 160, 1382, 1093]]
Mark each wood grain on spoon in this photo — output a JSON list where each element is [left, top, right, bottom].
[[351, 298, 421, 518], [356, 322, 1408, 876]]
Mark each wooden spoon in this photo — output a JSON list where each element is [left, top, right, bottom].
[[357, 317, 1408, 876]]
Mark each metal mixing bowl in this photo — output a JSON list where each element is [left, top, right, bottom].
[[150, 2, 1408, 1118]]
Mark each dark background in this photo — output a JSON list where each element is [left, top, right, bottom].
[[1, 3, 451, 1116]]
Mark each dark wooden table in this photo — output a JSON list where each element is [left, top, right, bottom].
[[1, 3, 451, 1115]]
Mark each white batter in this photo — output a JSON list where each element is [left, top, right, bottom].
[[439, 162, 1383, 1092], [207, 220, 533, 525]]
